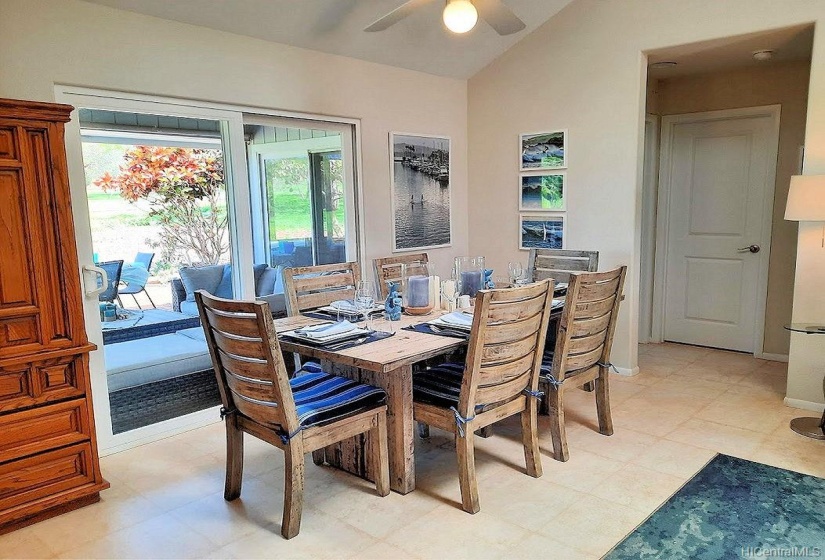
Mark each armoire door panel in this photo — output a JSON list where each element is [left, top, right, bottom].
[[0, 128, 17, 159], [0, 168, 36, 309]]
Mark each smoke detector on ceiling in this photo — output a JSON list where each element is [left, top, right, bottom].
[[752, 50, 774, 62]]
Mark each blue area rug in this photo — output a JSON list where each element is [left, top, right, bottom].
[[606, 454, 825, 559]]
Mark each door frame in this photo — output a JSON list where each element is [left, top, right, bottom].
[[650, 105, 780, 356], [639, 113, 660, 344]]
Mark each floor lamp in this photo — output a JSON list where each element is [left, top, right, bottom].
[[784, 174, 825, 440]]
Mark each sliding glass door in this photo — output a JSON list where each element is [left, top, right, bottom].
[[57, 87, 361, 453]]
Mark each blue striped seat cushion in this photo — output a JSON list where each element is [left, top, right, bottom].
[[289, 369, 386, 429], [539, 349, 555, 378], [413, 363, 466, 408]]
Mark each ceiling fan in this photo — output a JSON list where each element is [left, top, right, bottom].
[[364, 0, 526, 36]]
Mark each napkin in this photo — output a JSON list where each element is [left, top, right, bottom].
[[330, 300, 360, 313], [296, 321, 357, 339], [440, 312, 474, 328]]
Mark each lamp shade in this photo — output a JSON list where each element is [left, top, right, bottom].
[[785, 175, 825, 221]]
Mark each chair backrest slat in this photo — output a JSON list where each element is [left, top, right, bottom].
[[550, 266, 627, 381], [196, 291, 299, 434], [283, 262, 361, 316], [528, 249, 598, 284], [457, 280, 554, 415], [97, 260, 124, 302], [373, 253, 429, 299]]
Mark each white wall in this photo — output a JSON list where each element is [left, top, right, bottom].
[[468, 0, 825, 403], [0, 0, 469, 278]]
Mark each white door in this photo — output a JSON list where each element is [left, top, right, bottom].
[[661, 107, 779, 353]]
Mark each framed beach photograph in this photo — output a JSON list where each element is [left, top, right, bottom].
[[520, 172, 566, 211], [519, 214, 565, 251], [390, 132, 452, 252], [520, 130, 567, 170]]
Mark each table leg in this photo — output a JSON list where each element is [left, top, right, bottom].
[[320, 361, 416, 494]]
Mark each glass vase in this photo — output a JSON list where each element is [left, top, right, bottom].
[[454, 256, 485, 299], [401, 261, 434, 315]]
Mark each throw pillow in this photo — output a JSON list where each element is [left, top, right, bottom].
[[214, 265, 234, 299], [179, 265, 225, 301]]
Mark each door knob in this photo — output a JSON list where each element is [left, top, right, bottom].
[[737, 244, 760, 254]]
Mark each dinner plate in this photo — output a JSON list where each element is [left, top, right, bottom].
[[281, 327, 371, 346]]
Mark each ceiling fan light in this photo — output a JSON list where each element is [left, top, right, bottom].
[[443, 0, 478, 34]]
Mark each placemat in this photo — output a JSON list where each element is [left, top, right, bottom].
[[403, 323, 469, 340], [281, 329, 396, 351]]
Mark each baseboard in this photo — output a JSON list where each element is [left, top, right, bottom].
[[784, 397, 825, 413], [755, 352, 789, 362], [613, 365, 640, 376]]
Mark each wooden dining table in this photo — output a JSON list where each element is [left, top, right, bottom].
[[273, 311, 465, 494]]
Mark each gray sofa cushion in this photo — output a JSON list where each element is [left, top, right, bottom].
[[257, 292, 286, 315], [214, 266, 233, 299], [177, 326, 206, 342], [104, 333, 212, 391], [179, 265, 225, 301], [257, 266, 279, 296]]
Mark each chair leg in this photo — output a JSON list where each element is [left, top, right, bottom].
[[282, 439, 305, 540], [595, 367, 614, 436], [311, 450, 325, 465], [417, 422, 430, 439], [143, 289, 157, 309], [116, 295, 123, 308], [456, 430, 480, 514], [538, 379, 550, 416], [547, 387, 570, 462], [131, 293, 142, 310], [370, 410, 390, 497], [224, 415, 244, 501], [521, 400, 543, 478]]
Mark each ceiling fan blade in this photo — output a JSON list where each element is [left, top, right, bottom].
[[364, 0, 437, 32], [473, 0, 526, 35]]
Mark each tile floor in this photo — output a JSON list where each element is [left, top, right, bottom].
[[2, 343, 824, 559]]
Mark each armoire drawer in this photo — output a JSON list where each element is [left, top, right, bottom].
[[0, 443, 96, 512], [0, 355, 85, 413], [0, 400, 90, 464]]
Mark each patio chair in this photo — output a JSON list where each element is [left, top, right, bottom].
[[195, 291, 390, 539], [97, 260, 124, 303], [117, 252, 156, 309], [527, 249, 599, 283], [412, 280, 555, 513], [539, 266, 627, 462], [373, 252, 429, 299]]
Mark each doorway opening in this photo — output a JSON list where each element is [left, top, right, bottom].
[[639, 24, 813, 360]]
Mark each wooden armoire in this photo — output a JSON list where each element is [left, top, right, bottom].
[[0, 98, 108, 533]]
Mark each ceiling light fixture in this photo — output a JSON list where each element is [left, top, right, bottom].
[[649, 61, 678, 69], [753, 49, 774, 61], [443, 0, 478, 34]]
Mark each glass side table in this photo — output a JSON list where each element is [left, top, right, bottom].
[[783, 324, 825, 440]]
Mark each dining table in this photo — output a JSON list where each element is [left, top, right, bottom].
[[272, 292, 566, 495]]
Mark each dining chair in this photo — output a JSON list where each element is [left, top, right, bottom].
[[538, 266, 627, 462], [413, 279, 555, 513], [282, 261, 362, 315], [97, 260, 124, 303], [118, 252, 156, 309], [373, 252, 429, 299], [195, 290, 390, 539], [527, 249, 599, 283]]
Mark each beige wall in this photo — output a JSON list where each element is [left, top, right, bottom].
[[0, 0, 469, 279], [468, 0, 825, 407], [650, 61, 811, 356]]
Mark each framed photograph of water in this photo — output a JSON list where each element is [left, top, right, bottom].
[[520, 130, 566, 170], [390, 132, 452, 252], [520, 172, 565, 211], [519, 214, 565, 251]]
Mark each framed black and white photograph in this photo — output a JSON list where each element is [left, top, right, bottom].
[[520, 172, 566, 211], [519, 214, 565, 250], [520, 130, 566, 170], [390, 132, 452, 252]]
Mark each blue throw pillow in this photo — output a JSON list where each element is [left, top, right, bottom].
[[256, 266, 280, 296], [179, 265, 225, 301], [214, 265, 234, 299]]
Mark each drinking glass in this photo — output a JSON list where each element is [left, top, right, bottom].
[[508, 261, 524, 285], [355, 280, 376, 329]]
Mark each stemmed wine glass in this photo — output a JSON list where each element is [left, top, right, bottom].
[[355, 280, 376, 330], [508, 261, 524, 286]]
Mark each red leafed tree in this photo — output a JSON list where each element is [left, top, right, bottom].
[[95, 146, 229, 267]]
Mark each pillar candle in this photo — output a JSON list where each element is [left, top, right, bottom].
[[460, 270, 483, 297], [407, 275, 430, 307], [428, 275, 440, 310]]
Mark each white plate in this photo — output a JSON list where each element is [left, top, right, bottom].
[[282, 326, 371, 344]]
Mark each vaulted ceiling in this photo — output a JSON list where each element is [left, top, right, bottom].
[[80, 0, 573, 79]]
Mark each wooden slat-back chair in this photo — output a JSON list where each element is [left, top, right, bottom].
[[195, 291, 390, 539], [372, 252, 429, 299], [538, 266, 627, 462], [283, 261, 362, 315], [528, 249, 599, 283], [413, 280, 555, 513]]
